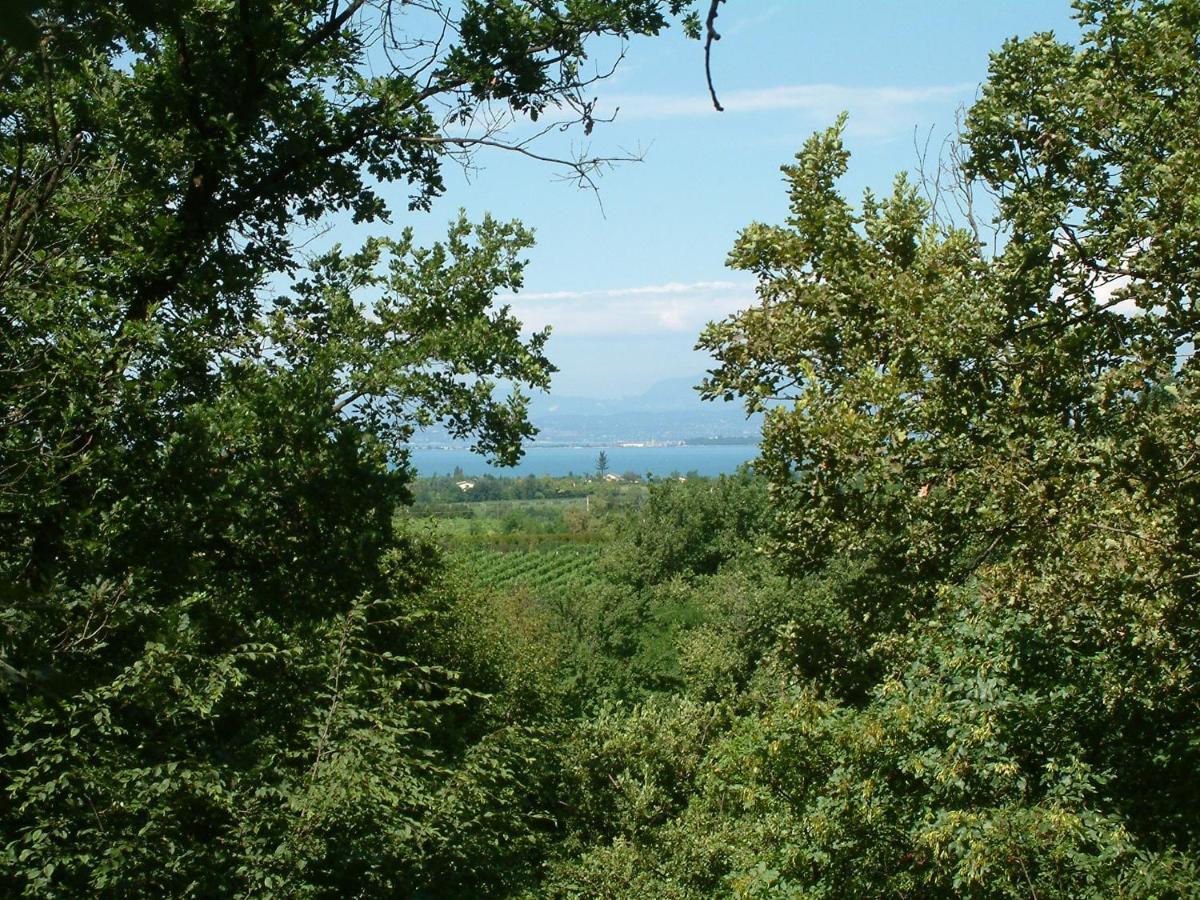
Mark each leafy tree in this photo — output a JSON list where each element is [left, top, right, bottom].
[[606, 471, 768, 589], [539, 474, 770, 708], [685, 0, 1200, 891], [529, 2, 1200, 895], [596, 449, 610, 477], [0, 0, 705, 893]]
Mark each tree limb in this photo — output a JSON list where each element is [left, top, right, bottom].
[[704, 0, 725, 112]]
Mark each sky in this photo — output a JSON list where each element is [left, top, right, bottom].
[[349, 2, 1082, 398]]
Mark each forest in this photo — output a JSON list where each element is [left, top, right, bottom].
[[1, 0, 1198, 896]]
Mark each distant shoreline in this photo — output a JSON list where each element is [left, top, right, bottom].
[[405, 439, 759, 451], [408, 443, 760, 478]]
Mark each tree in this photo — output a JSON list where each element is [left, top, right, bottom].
[[680, 0, 1200, 892], [606, 472, 767, 588], [0, 0, 707, 893], [596, 449, 610, 477]]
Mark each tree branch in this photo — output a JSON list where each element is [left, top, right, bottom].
[[292, 0, 369, 64], [704, 0, 725, 112]]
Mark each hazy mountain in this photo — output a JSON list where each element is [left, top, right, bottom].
[[524, 377, 760, 444], [528, 376, 709, 416], [412, 377, 763, 446]]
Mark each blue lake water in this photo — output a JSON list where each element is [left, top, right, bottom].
[[409, 444, 759, 478]]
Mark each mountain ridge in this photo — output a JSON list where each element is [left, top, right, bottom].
[[413, 376, 763, 446]]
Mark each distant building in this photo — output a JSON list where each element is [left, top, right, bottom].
[[603, 473, 622, 482], [455, 480, 475, 491]]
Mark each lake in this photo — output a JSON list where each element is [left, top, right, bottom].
[[409, 444, 759, 478]]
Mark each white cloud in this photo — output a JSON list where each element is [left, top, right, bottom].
[[1052, 238, 1144, 316], [605, 82, 974, 137], [724, 4, 785, 36], [1092, 271, 1138, 315], [506, 280, 743, 302], [500, 279, 757, 336]]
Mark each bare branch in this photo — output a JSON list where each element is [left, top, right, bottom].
[[704, 0, 725, 112], [402, 131, 644, 189]]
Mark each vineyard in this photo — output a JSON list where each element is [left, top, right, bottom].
[[453, 544, 605, 602]]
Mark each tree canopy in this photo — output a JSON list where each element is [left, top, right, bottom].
[[682, 0, 1200, 890], [0, 1, 704, 894]]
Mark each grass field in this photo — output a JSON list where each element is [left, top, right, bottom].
[[451, 543, 606, 602], [422, 496, 587, 536], [405, 488, 646, 538], [403, 481, 639, 602]]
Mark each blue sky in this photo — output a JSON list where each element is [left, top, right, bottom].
[[362, 2, 1081, 398]]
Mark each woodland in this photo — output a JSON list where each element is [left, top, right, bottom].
[[1, 0, 1198, 896]]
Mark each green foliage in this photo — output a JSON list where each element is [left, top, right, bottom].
[[605, 471, 769, 589], [559, 699, 727, 843], [516, 474, 773, 708], [407, 474, 649, 544], [541, 595, 1200, 897], [0, 0, 703, 894], [8, 0, 1200, 894], [531, 2, 1200, 896], [3, 544, 492, 896]]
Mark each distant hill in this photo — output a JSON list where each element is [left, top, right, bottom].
[[411, 377, 764, 446], [528, 376, 763, 444]]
